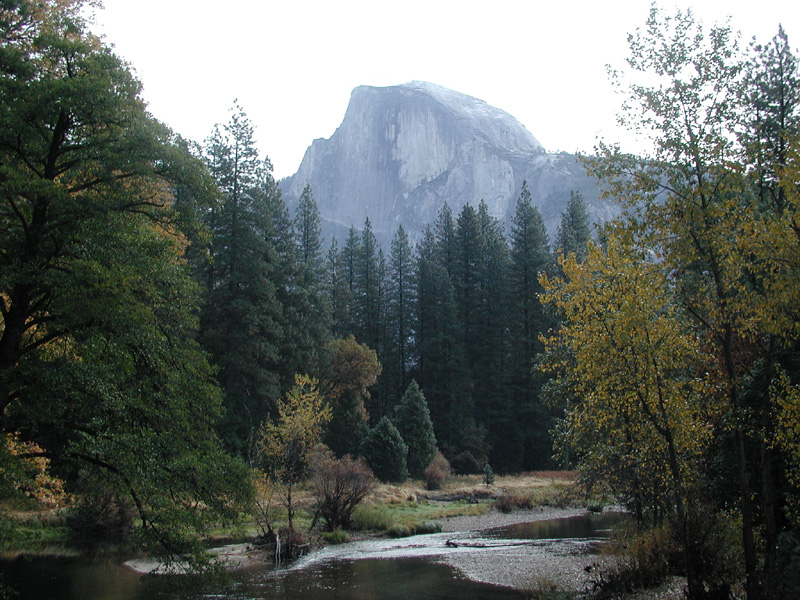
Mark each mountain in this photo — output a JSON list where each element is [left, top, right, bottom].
[[280, 81, 617, 246]]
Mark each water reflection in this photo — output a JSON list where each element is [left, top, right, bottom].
[[0, 554, 524, 600], [486, 512, 629, 541]]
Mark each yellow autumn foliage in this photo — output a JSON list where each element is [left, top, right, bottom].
[[540, 236, 718, 514]]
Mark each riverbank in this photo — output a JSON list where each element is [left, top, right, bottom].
[[439, 506, 606, 592]]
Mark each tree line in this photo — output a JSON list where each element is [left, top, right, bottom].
[[319, 186, 591, 473], [195, 96, 594, 474]]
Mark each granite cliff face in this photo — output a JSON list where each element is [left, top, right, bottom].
[[280, 81, 616, 245]]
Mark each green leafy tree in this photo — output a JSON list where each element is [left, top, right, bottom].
[[321, 335, 381, 458], [362, 417, 408, 483], [0, 0, 250, 565], [393, 381, 437, 479], [541, 239, 715, 593], [584, 8, 800, 598]]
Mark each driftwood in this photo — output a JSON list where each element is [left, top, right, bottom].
[[444, 538, 545, 549]]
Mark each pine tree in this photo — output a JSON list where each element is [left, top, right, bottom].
[[341, 226, 361, 335], [288, 183, 330, 374], [201, 104, 283, 457], [555, 191, 591, 261], [393, 381, 437, 479], [412, 227, 477, 459], [453, 204, 485, 374], [362, 417, 408, 483], [434, 203, 457, 279], [354, 218, 382, 351], [294, 184, 323, 273], [745, 25, 799, 211], [325, 238, 352, 339], [508, 181, 554, 469], [386, 226, 415, 402], [266, 181, 326, 384]]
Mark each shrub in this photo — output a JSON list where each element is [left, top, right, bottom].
[[278, 526, 308, 559], [494, 491, 532, 513], [588, 522, 681, 598], [483, 463, 495, 485], [309, 445, 376, 531], [387, 520, 443, 538], [416, 520, 443, 534], [424, 451, 451, 490], [362, 417, 408, 483]]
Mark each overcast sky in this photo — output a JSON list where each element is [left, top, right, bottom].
[[90, 1, 799, 179]]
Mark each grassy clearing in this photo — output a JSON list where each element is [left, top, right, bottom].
[[1, 472, 592, 554]]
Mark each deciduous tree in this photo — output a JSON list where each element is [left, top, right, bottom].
[[0, 0, 250, 566]]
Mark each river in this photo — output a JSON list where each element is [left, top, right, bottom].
[[0, 512, 625, 599]]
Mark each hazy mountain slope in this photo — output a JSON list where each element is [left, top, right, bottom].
[[280, 81, 616, 245]]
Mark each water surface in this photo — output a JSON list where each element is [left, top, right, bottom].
[[0, 512, 626, 599]]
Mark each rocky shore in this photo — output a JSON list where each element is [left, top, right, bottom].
[[438, 506, 607, 592]]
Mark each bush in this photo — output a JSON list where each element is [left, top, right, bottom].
[[424, 451, 451, 490], [483, 463, 495, 485], [495, 491, 533, 513], [362, 417, 408, 483], [387, 520, 443, 538], [588, 522, 681, 599], [309, 445, 376, 531], [524, 576, 573, 600], [277, 526, 308, 560]]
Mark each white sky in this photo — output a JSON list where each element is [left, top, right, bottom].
[[90, 1, 799, 179]]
